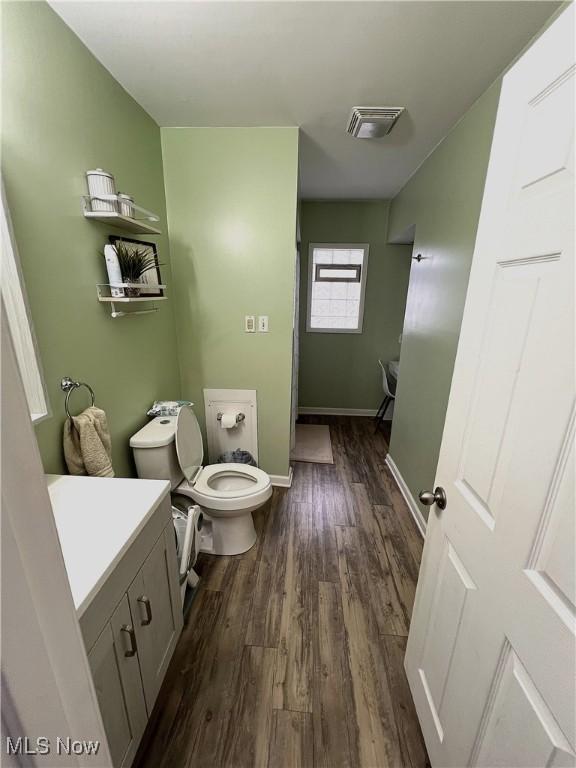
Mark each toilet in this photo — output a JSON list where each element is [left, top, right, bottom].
[[130, 405, 272, 556]]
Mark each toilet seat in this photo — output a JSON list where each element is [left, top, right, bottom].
[[194, 463, 270, 497], [177, 463, 272, 512]]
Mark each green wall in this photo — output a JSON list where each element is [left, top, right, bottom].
[[161, 128, 299, 478], [2, 1, 181, 476], [298, 201, 411, 410], [387, 82, 501, 520]]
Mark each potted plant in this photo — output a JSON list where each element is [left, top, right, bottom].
[[110, 240, 160, 297]]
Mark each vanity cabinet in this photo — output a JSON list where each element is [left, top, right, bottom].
[[78, 495, 182, 768], [48, 476, 183, 768]]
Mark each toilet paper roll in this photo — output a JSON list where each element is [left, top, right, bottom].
[[220, 412, 238, 429]]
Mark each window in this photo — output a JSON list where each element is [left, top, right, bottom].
[[306, 243, 369, 333], [1, 182, 49, 422]]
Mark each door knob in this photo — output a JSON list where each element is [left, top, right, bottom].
[[419, 487, 447, 510]]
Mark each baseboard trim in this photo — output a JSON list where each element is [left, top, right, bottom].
[[298, 407, 379, 417], [269, 467, 293, 488], [385, 454, 427, 539]]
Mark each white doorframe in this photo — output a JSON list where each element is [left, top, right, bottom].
[[1, 300, 112, 766], [290, 247, 300, 452]]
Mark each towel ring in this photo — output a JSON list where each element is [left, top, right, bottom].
[[61, 376, 96, 419]]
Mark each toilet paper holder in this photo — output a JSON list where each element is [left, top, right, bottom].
[[217, 412, 245, 424]]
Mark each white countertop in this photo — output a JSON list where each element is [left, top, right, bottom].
[[47, 474, 171, 617]]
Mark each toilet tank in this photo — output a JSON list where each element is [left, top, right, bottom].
[[129, 416, 183, 489]]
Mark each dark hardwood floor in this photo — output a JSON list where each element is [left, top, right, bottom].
[[135, 416, 429, 768]]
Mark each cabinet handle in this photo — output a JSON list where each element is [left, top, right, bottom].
[[137, 595, 152, 625], [121, 624, 137, 657]]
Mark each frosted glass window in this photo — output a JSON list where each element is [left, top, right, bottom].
[[307, 244, 369, 333]]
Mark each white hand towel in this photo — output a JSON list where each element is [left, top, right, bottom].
[[63, 406, 114, 478]]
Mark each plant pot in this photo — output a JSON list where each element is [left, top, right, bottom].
[[125, 284, 141, 298]]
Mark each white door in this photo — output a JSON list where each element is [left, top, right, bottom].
[[405, 7, 575, 767]]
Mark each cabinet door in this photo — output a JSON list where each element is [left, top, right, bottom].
[[128, 525, 183, 711], [88, 595, 147, 768]]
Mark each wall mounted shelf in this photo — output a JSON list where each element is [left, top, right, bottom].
[[82, 196, 161, 235], [97, 284, 167, 319]]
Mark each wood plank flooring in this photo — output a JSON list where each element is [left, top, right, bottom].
[[135, 416, 429, 768]]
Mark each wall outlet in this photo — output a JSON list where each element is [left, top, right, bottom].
[[258, 315, 269, 332], [245, 315, 256, 333]]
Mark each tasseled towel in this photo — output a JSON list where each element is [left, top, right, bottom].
[[63, 406, 114, 478]]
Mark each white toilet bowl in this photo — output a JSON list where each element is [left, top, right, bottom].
[[177, 463, 271, 555], [130, 406, 272, 556]]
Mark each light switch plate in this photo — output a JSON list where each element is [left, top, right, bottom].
[[245, 315, 256, 333], [258, 315, 269, 332]]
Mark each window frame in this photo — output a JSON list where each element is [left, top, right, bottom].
[[306, 242, 370, 334], [1, 181, 50, 423]]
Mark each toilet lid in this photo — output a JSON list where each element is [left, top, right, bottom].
[[175, 405, 204, 482]]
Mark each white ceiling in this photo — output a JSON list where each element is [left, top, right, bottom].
[[50, 1, 557, 199]]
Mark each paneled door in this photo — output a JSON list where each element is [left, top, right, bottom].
[[405, 6, 575, 767]]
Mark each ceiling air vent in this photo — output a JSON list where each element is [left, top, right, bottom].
[[347, 106, 405, 139]]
